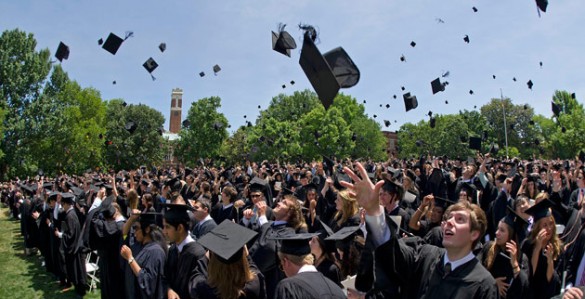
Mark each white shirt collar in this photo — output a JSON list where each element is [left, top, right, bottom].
[[222, 203, 234, 210], [177, 234, 195, 253], [297, 264, 318, 274], [444, 251, 475, 271]]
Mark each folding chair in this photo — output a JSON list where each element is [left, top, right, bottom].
[[85, 251, 100, 292]]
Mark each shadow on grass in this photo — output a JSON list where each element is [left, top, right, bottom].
[[0, 209, 100, 299]]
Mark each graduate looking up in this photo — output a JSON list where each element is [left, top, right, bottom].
[[341, 161, 498, 299]]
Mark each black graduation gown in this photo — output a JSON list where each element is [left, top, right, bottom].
[[210, 203, 241, 224], [39, 206, 54, 272], [165, 241, 206, 299], [130, 242, 166, 299], [316, 258, 342, 287], [520, 240, 561, 299], [189, 256, 267, 299], [192, 218, 217, 239], [274, 271, 345, 299], [477, 242, 530, 299], [248, 222, 295, 299], [90, 216, 126, 299], [61, 208, 87, 287], [369, 215, 498, 299]]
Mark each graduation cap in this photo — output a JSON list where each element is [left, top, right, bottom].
[[429, 117, 436, 128], [269, 232, 319, 256], [271, 24, 297, 57], [527, 80, 534, 90], [61, 192, 75, 204], [199, 72, 205, 77], [334, 172, 351, 190], [463, 35, 470, 43], [213, 64, 221, 75], [469, 90, 474, 95], [381, 175, 404, 196], [55, 42, 70, 62], [163, 203, 194, 224], [551, 101, 561, 117], [571, 93, 576, 99], [249, 177, 268, 193], [198, 220, 258, 264], [472, 6, 478, 12], [469, 137, 482, 151], [403, 92, 418, 112], [101, 32, 132, 55], [325, 225, 361, 247], [139, 212, 162, 227], [384, 120, 391, 127], [400, 54, 406, 62], [431, 78, 446, 94], [143, 57, 158, 80], [182, 119, 191, 128], [525, 199, 553, 222], [125, 121, 138, 134], [385, 104, 390, 109], [322, 155, 335, 175], [323, 47, 360, 89], [489, 143, 499, 154], [535, 0, 548, 13], [48, 191, 60, 200], [158, 43, 166, 52], [410, 41, 416, 47], [42, 182, 53, 190], [166, 177, 183, 193]]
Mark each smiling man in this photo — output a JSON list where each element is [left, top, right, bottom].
[[343, 162, 498, 299]]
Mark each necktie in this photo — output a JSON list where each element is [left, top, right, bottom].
[[443, 262, 452, 279]]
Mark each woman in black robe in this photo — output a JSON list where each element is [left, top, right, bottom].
[[310, 235, 342, 286], [120, 212, 167, 299]]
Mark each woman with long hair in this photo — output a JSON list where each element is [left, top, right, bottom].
[[120, 213, 167, 299], [478, 214, 530, 298], [310, 234, 342, 286], [190, 220, 266, 299], [330, 189, 360, 232], [521, 200, 563, 299]]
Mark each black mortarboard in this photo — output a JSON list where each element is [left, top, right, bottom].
[[166, 177, 183, 193], [158, 43, 166, 52], [48, 191, 60, 200], [55, 42, 70, 62], [125, 121, 137, 134], [469, 137, 482, 151], [472, 6, 478, 12], [489, 143, 499, 154], [469, 90, 474, 95], [325, 225, 360, 242], [101, 33, 124, 55], [270, 233, 319, 256], [198, 220, 258, 264], [410, 41, 416, 47], [322, 155, 335, 175], [403, 92, 418, 112], [381, 175, 404, 195], [61, 192, 75, 204], [434, 196, 457, 209], [551, 101, 561, 117], [323, 47, 360, 89], [400, 54, 406, 62], [71, 186, 84, 198], [272, 24, 297, 57], [525, 199, 553, 222], [463, 35, 470, 43], [384, 120, 391, 127], [43, 182, 53, 190], [535, 0, 548, 12], [430, 117, 436, 128], [182, 120, 191, 128], [143, 58, 158, 80], [249, 177, 268, 193], [163, 203, 194, 223], [213, 64, 221, 75], [334, 172, 351, 190], [299, 31, 340, 110], [431, 78, 445, 94], [527, 80, 534, 90], [571, 93, 576, 99], [139, 212, 162, 227], [199, 72, 205, 77]]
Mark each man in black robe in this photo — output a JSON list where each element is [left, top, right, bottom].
[[162, 203, 206, 299], [343, 162, 498, 299], [273, 233, 345, 299], [55, 192, 86, 296], [191, 198, 217, 239]]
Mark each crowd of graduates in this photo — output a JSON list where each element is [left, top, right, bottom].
[[3, 153, 585, 299]]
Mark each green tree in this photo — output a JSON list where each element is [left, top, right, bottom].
[[176, 97, 228, 164], [546, 91, 585, 158], [0, 29, 52, 178], [104, 101, 165, 170]]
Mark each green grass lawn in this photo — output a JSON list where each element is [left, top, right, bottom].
[[0, 206, 100, 299]]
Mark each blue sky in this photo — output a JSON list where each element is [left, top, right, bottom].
[[1, 0, 584, 133]]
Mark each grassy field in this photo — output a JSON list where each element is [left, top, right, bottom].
[[0, 206, 100, 299]]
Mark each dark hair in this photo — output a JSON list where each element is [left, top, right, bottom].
[[222, 186, 237, 203], [140, 223, 168, 256], [197, 198, 212, 212]]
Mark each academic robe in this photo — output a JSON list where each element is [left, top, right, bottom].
[[61, 208, 87, 291], [368, 214, 498, 299], [189, 256, 267, 299], [477, 242, 530, 299], [192, 218, 217, 239], [521, 240, 561, 299], [249, 222, 295, 299], [130, 242, 166, 299], [274, 271, 345, 299], [90, 215, 126, 299], [210, 202, 241, 224], [165, 241, 206, 299], [316, 258, 342, 287]]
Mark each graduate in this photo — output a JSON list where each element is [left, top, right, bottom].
[[342, 161, 498, 299], [210, 185, 241, 224], [272, 233, 345, 299], [190, 220, 266, 299], [55, 192, 87, 297], [192, 198, 217, 239], [120, 212, 167, 299], [162, 203, 206, 299]]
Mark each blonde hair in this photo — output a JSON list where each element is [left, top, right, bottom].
[[127, 189, 139, 210], [283, 196, 307, 232], [208, 252, 254, 299], [278, 252, 314, 267], [334, 190, 359, 227], [528, 216, 562, 261]]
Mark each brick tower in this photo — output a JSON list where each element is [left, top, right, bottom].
[[169, 88, 183, 133]]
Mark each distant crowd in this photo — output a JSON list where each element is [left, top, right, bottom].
[[3, 154, 585, 299]]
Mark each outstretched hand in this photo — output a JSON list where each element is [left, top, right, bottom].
[[340, 162, 385, 216]]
